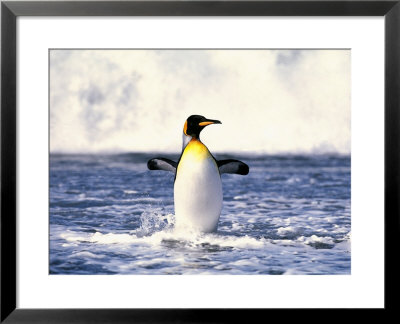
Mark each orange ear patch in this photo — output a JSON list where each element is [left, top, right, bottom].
[[183, 120, 188, 135]]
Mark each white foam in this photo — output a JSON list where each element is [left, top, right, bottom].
[[297, 235, 335, 245], [203, 235, 266, 249], [231, 259, 257, 266], [283, 268, 304, 275], [277, 226, 296, 235], [60, 231, 89, 242], [123, 190, 138, 194], [59, 225, 268, 251], [90, 232, 137, 244], [69, 251, 103, 259]]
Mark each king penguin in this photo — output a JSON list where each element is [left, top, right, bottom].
[[147, 115, 249, 233]]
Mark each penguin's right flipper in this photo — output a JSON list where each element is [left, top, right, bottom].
[[147, 158, 177, 173], [217, 159, 249, 175]]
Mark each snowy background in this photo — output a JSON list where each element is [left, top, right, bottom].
[[50, 49, 350, 154]]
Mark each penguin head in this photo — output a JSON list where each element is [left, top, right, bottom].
[[183, 115, 221, 138]]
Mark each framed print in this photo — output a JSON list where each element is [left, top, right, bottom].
[[1, 0, 399, 322]]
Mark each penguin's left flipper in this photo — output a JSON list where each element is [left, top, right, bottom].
[[217, 159, 249, 175], [147, 158, 177, 173]]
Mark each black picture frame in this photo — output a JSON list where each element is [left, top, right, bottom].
[[1, 0, 399, 322]]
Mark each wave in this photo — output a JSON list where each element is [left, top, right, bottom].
[[56, 208, 350, 253]]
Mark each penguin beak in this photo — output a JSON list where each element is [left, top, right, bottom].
[[198, 119, 221, 127]]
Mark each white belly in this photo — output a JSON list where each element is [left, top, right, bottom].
[[174, 143, 222, 233]]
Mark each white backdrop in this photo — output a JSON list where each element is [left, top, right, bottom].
[[17, 17, 384, 308]]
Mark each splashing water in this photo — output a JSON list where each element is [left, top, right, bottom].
[[50, 153, 351, 275]]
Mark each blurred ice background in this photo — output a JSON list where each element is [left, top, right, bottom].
[[50, 49, 350, 155]]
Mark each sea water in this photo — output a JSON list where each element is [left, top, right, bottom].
[[49, 153, 350, 275]]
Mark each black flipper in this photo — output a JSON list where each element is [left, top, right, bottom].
[[147, 158, 177, 173], [217, 159, 249, 175]]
